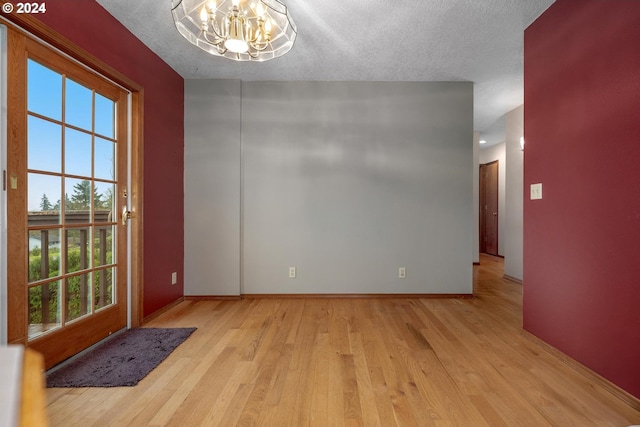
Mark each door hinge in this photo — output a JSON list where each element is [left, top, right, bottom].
[[2, 170, 6, 191]]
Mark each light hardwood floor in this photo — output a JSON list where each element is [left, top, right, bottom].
[[46, 255, 640, 426]]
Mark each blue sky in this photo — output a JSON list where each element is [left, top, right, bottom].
[[27, 59, 116, 211]]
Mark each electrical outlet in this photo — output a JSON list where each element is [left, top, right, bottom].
[[171, 272, 177, 285], [399, 267, 406, 279], [289, 267, 296, 278]]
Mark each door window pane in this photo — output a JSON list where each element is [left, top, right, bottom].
[[94, 137, 115, 180], [94, 267, 114, 310], [66, 273, 91, 322], [27, 59, 62, 120], [95, 93, 115, 139], [65, 178, 92, 224], [65, 127, 92, 178], [28, 281, 61, 339], [28, 173, 61, 223], [65, 79, 92, 131], [66, 227, 91, 274], [94, 226, 113, 267], [28, 229, 61, 283], [94, 182, 114, 223], [28, 116, 61, 173]]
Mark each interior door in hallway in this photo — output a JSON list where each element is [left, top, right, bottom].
[[480, 161, 499, 255]]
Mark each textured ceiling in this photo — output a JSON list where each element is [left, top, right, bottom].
[[95, 0, 554, 141]]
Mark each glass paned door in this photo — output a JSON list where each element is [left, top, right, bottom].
[[7, 30, 129, 368]]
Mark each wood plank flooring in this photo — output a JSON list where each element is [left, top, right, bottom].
[[45, 255, 640, 426]]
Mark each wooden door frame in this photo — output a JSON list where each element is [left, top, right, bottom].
[[1, 14, 144, 330]]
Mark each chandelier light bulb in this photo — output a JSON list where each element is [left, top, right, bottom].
[[225, 39, 250, 53], [225, 16, 249, 53], [200, 6, 208, 22]]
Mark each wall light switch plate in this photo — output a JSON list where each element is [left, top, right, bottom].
[[289, 267, 296, 278], [171, 272, 177, 285], [530, 183, 543, 200]]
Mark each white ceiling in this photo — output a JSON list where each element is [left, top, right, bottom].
[[95, 0, 554, 141]]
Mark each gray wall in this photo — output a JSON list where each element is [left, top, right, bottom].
[[504, 105, 524, 280], [184, 80, 241, 296], [185, 80, 473, 295]]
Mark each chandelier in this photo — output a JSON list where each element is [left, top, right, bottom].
[[171, 0, 297, 62]]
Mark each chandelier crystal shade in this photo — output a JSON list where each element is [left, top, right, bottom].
[[171, 0, 297, 62]]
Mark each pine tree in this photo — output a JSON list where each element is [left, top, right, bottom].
[[39, 193, 52, 211], [69, 180, 102, 209]]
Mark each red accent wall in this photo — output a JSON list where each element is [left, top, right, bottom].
[[524, 0, 640, 398], [35, 2, 185, 317]]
